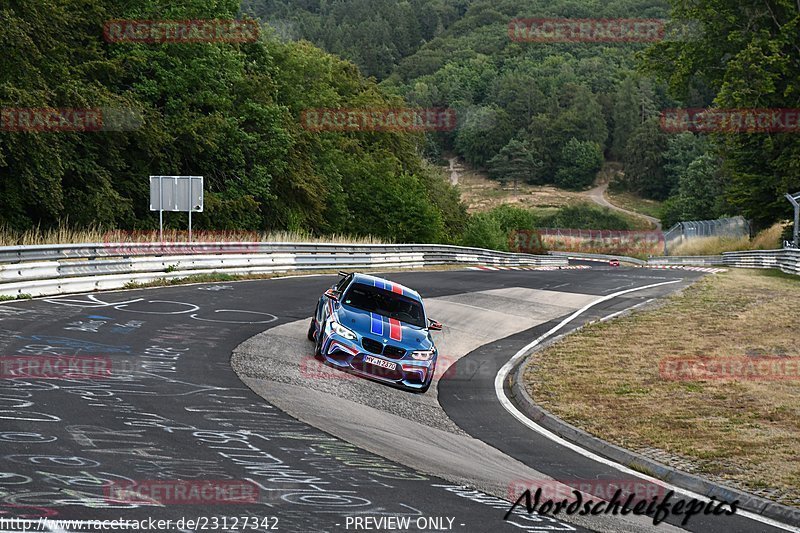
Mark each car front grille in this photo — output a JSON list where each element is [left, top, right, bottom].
[[361, 337, 383, 354], [361, 337, 406, 359], [382, 345, 406, 359]]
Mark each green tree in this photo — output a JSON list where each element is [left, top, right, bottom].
[[642, 0, 800, 229], [525, 84, 608, 182], [555, 138, 603, 189], [0, 0, 469, 243], [454, 105, 513, 168], [660, 154, 726, 227], [663, 133, 708, 188], [539, 203, 633, 230], [459, 212, 508, 251], [611, 76, 657, 160], [622, 118, 670, 200], [487, 138, 544, 189]]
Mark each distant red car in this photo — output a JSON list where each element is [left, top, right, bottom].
[[609, 259, 620, 267]]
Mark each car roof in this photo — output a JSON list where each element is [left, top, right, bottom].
[[349, 273, 421, 300]]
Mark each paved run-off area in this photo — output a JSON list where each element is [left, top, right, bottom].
[[230, 267, 792, 532], [232, 285, 681, 532]]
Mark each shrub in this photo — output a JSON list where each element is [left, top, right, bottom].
[[539, 203, 633, 230], [460, 212, 509, 251]]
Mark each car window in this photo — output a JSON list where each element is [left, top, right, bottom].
[[342, 283, 425, 328]]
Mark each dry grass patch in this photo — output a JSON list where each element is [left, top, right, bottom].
[[668, 223, 784, 256], [456, 167, 584, 213], [0, 226, 386, 247], [524, 269, 800, 505], [455, 165, 653, 230], [605, 190, 664, 220], [669, 235, 752, 255]]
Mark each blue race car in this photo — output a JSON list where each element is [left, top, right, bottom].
[[307, 272, 443, 393]]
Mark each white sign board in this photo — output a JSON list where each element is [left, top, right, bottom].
[[149, 176, 203, 212]]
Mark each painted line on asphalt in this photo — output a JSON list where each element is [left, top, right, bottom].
[[494, 280, 800, 533], [598, 298, 654, 323]]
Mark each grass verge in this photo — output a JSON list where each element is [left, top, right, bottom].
[[123, 273, 240, 289], [524, 268, 800, 506], [0, 294, 32, 302], [605, 189, 663, 220]]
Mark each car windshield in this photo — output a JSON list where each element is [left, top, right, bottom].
[[342, 282, 425, 328]]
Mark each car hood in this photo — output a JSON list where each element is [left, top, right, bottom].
[[336, 304, 433, 351]]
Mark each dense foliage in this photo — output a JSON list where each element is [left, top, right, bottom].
[[241, 0, 470, 80], [3, 0, 798, 249], [0, 0, 465, 244], [249, 0, 800, 232], [643, 0, 800, 230], [247, 0, 673, 191], [461, 203, 634, 251]]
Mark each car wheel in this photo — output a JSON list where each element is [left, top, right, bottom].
[[307, 318, 317, 341], [313, 323, 323, 359]]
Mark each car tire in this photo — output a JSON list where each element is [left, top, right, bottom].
[[307, 318, 317, 341], [313, 323, 323, 359]]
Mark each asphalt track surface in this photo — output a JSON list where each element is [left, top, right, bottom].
[[0, 266, 792, 533]]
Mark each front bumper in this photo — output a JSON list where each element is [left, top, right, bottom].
[[320, 332, 435, 390]]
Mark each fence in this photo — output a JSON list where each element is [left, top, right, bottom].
[[663, 216, 751, 254], [0, 242, 564, 298]]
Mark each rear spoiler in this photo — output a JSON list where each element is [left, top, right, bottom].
[[338, 271, 351, 277]]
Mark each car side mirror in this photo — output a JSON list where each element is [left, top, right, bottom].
[[324, 289, 341, 301], [428, 319, 443, 331]]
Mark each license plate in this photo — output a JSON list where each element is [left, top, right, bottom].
[[363, 355, 397, 370]]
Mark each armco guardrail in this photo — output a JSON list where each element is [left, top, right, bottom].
[[722, 248, 800, 274], [646, 249, 798, 273], [645, 249, 799, 272], [0, 242, 565, 298], [547, 251, 647, 265], [553, 249, 800, 273], [647, 255, 725, 266]]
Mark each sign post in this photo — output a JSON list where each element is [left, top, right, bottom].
[[786, 192, 800, 248], [150, 176, 204, 242]]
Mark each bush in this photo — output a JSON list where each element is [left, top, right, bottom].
[[459, 212, 509, 251], [539, 203, 632, 230], [554, 139, 603, 189], [487, 205, 539, 232], [458, 203, 634, 251]]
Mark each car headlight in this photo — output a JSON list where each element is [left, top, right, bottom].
[[329, 320, 357, 340], [411, 349, 435, 361]]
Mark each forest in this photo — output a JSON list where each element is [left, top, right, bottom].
[[1, 0, 798, 248], [245, 0, 800, 230]]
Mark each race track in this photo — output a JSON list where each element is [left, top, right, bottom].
[[0, 266, 794, 533]]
